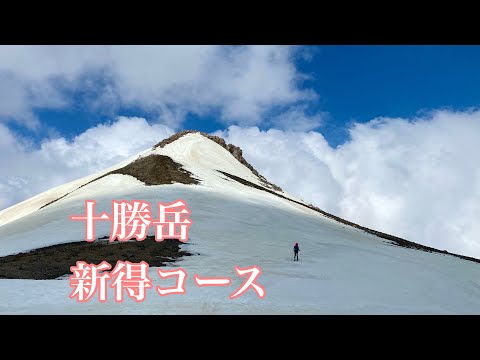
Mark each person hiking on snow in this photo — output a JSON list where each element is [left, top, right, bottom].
[[293, 242, 300, 261]]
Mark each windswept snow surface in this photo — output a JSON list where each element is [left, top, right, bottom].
[[1, 133, 480, 314]]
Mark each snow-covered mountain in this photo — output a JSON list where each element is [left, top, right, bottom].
[[1, 130, 480, 314]]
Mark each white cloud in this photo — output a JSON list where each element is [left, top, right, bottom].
[[0, 117, 174, 210], [0, 46, 105, 128], [215, 110, 480, 258], [0, 45, 314, 129], [269, 105, 324, 131], [0, 72, 67, 129], [213, 126, 343, 212]]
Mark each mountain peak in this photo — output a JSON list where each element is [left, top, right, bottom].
[[153, 130, 282, 192], [0, 130, 284, 227]]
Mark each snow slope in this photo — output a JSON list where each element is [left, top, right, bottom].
[[1, 132, 480, 314], [0, 132, 301, 227]]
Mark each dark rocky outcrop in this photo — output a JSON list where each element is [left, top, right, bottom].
[[109, 154, 198, 186], [0, 237, 193, 280], [40, 155, 198, 210]]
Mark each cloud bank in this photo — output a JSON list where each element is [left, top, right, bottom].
[[0, 45, 314, 129], [0, 117, 173, 209], [215, 110, 480, 258]]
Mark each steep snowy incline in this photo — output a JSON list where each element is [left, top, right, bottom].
[[1, 131, 480, 314], [1, 182, 480, 314], [0, 149, 150, 227], [0, 132, 302, 228]]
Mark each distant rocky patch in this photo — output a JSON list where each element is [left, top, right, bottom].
[[40, 154, 198, 210], [0, 237, 194, 280], [109, 154, 199, 186]]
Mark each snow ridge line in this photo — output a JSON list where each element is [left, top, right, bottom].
[[218, 170, 480, 264]]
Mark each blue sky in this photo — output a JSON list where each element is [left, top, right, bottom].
[[1, 45, 480, 258], [14, 45, 480, 148], [300, 45, 480, 145]]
